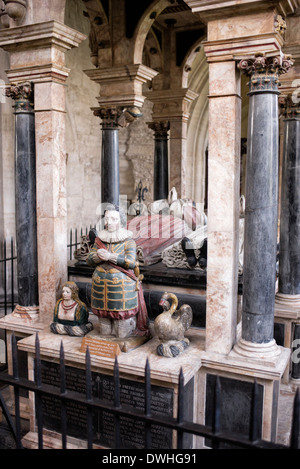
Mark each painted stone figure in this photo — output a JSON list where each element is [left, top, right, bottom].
[[50, 281, 93, 336], [86, 203, 149, 339]]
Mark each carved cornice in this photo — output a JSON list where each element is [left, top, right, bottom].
[[184, 0, 300, 21], [238, 52, 294, 93], [5, 81, 33, 112], [0, 20, 87, 52]]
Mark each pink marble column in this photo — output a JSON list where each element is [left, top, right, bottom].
[[34, 81, 68, 324], [205, 61, 241, 354]]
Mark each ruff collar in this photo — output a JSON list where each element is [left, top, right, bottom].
[[98, 227, 133, 243]]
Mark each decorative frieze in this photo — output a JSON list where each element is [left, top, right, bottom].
[[238, 52, 294, 94]]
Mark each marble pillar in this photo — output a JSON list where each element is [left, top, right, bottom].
[[235, 53, 293, 358], [94, 107, 122, 207], [5, 82, 39, 318], [147, 121, 170, 201], [276, 95, 300, 380], [277, 96, 300, 298], [205, 60, 241, 354]]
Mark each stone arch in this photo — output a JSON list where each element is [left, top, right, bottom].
[[132, 0, 171, 64]]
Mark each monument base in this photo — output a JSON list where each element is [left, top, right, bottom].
[[17, 326, 205, 450]]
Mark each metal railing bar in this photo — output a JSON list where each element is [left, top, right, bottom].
[[250, 379, 259, 443], [85, 347, 93, 449], [34, 333, 43, 449], [11, 334, 22, 449], [144, 358, 151, 449], [114, 356, 121, 449], [211, 376, 221, 449], [59, 341, 67, 450], [176, 367, 184, 449], [290, 387, 300, 449]]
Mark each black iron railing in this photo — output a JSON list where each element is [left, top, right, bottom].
[[0, 237, 17, 316], [0, 333, 299, 450]]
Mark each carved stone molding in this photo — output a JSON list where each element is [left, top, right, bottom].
[[238, 52, 294, 93], [5, 81, 33, 112]]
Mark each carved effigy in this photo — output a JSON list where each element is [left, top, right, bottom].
[[128, 214, 191, 266], [161, 224, 207, 270], [86, 203, 149, 339], [50, 281, 93, 337], [154, 292, 193, 358]]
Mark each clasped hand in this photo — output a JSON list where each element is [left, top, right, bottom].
[[97, 248, 111, 261]]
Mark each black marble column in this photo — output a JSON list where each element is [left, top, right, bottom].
[[5, 82, 38, 308], [147, 121, 170, 201], [278, 97, 300, 295], [238, 54, 293, 346], [94, 107, 122, 207]]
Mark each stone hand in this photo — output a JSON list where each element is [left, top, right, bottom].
[[97, 248, 110, 261]]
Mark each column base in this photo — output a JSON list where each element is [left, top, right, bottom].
[[275, 293, 300, 317], [232, 338, 281, 363], [12, 304, 39, 321]]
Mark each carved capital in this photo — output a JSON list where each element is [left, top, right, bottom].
[[147, 121, 170, 138], [93, 106, 124, 129], [279, 94, 300, 119], [238, 52, 294, 93], [5, 81, 33, 112]]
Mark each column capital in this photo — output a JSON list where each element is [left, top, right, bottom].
[[279, 93, 300, 119], [93, 106, 124, 129], [238, 52, 294, 93], [5, 81, 34, 112], [147, 120, 170, 138]]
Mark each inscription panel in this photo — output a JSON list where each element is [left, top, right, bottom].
[[39, 361, 178, 448]]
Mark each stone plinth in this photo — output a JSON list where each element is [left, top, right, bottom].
[[198, 346, 290, 447]]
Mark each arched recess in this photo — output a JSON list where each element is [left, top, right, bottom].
[[185, 45, 209, 206]]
